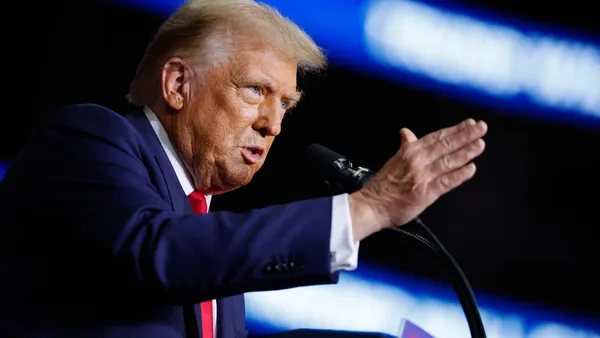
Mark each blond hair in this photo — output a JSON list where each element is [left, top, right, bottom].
[[127, 0, 326, 106]]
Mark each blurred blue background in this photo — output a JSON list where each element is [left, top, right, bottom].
[[245, 268, 600, 338], [0, 161, 7, 181]]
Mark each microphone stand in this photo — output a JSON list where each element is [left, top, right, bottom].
[[389, 218, 487, 338], [325, 166, 487, 338]]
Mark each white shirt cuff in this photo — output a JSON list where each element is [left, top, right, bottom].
[[330, 193, 359, 272]]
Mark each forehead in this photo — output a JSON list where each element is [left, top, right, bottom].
[[230, 48, 298, 92]]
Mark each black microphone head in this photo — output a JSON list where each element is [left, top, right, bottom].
[[303, 144, 375, 193], [303, 144, 359, 193], [303, 144, 351, 174], [304, 144, 345, 165]]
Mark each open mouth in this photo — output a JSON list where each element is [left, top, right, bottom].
[[241, 146, 264, 164]]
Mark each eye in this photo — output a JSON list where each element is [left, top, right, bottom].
[[250, 86, 262, 95], [280, 101, 288, 110]]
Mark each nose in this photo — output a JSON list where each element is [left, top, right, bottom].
[[253, 101, 282, 137]]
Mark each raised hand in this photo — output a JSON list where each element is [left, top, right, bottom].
[[349, 119, 488, 240]]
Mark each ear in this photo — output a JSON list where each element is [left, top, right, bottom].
[[160, 57, 191, 111]]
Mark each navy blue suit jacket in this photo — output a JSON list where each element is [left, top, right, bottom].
[[0, 104, 339, 338]]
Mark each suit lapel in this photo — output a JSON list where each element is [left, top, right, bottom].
[[126, 110, 201, 336], [125, 110, 192, 216]]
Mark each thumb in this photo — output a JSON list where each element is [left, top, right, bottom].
[[400, 128, 418, 145]]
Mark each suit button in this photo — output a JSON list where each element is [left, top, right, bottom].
[[274, 264, 282, 272], [265, 265, 273, 273], [288, 262, 294, 269]]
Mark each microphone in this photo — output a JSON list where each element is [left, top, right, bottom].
[[303, 143, 487, 338], [303, 144, 375, 194]]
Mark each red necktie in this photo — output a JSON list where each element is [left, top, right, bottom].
[[187, 191, 213, 338]]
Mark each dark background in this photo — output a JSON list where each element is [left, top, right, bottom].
[[2, 0, 599, 319]]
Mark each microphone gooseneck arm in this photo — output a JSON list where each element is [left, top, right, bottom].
[[304, 144, 487, 338], [351, 169, 486, 338], [390, 220, 487, 338]]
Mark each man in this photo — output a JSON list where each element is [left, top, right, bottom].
[[0, 0, 487, 337]]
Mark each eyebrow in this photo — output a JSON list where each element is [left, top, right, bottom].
[[284, 90, 303, 109], [234, 73, 303, 108]]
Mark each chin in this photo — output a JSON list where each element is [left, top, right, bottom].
[[211, 167, 255, 195]]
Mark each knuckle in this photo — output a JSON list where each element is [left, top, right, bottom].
[[425, 130, 443, 144], [463, 163, 476, 178], [441, 136, 453, 150], [439, 174, 454, 189], [440, 154, 452, 170]]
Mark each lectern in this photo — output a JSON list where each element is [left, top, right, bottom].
[[253, 330, 394, 338], [252, 319, 435, 338]]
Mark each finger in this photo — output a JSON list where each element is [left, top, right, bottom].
[[428, 162, 477, 197], [425, 139, 485, 179], [400, 128, 418, 146], [426, 120, 487, 161], [419, 118, 476, 148]]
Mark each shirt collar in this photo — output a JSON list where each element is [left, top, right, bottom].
[[143, 106, 212, 208]]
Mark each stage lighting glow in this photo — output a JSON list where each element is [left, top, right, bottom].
[[245, 266, 600, 338], [363, 0, 600, 120], [0, 160, 8, 181], [111, 0, 600, 127]]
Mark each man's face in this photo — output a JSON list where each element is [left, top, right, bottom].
[[164, 47, 300, 194]]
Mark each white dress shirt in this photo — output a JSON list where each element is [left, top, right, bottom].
[[143, 107, 360, 335]]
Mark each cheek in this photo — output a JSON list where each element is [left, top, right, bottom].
[[228, 89, 260, 122], [239, 106, 259, 120]]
